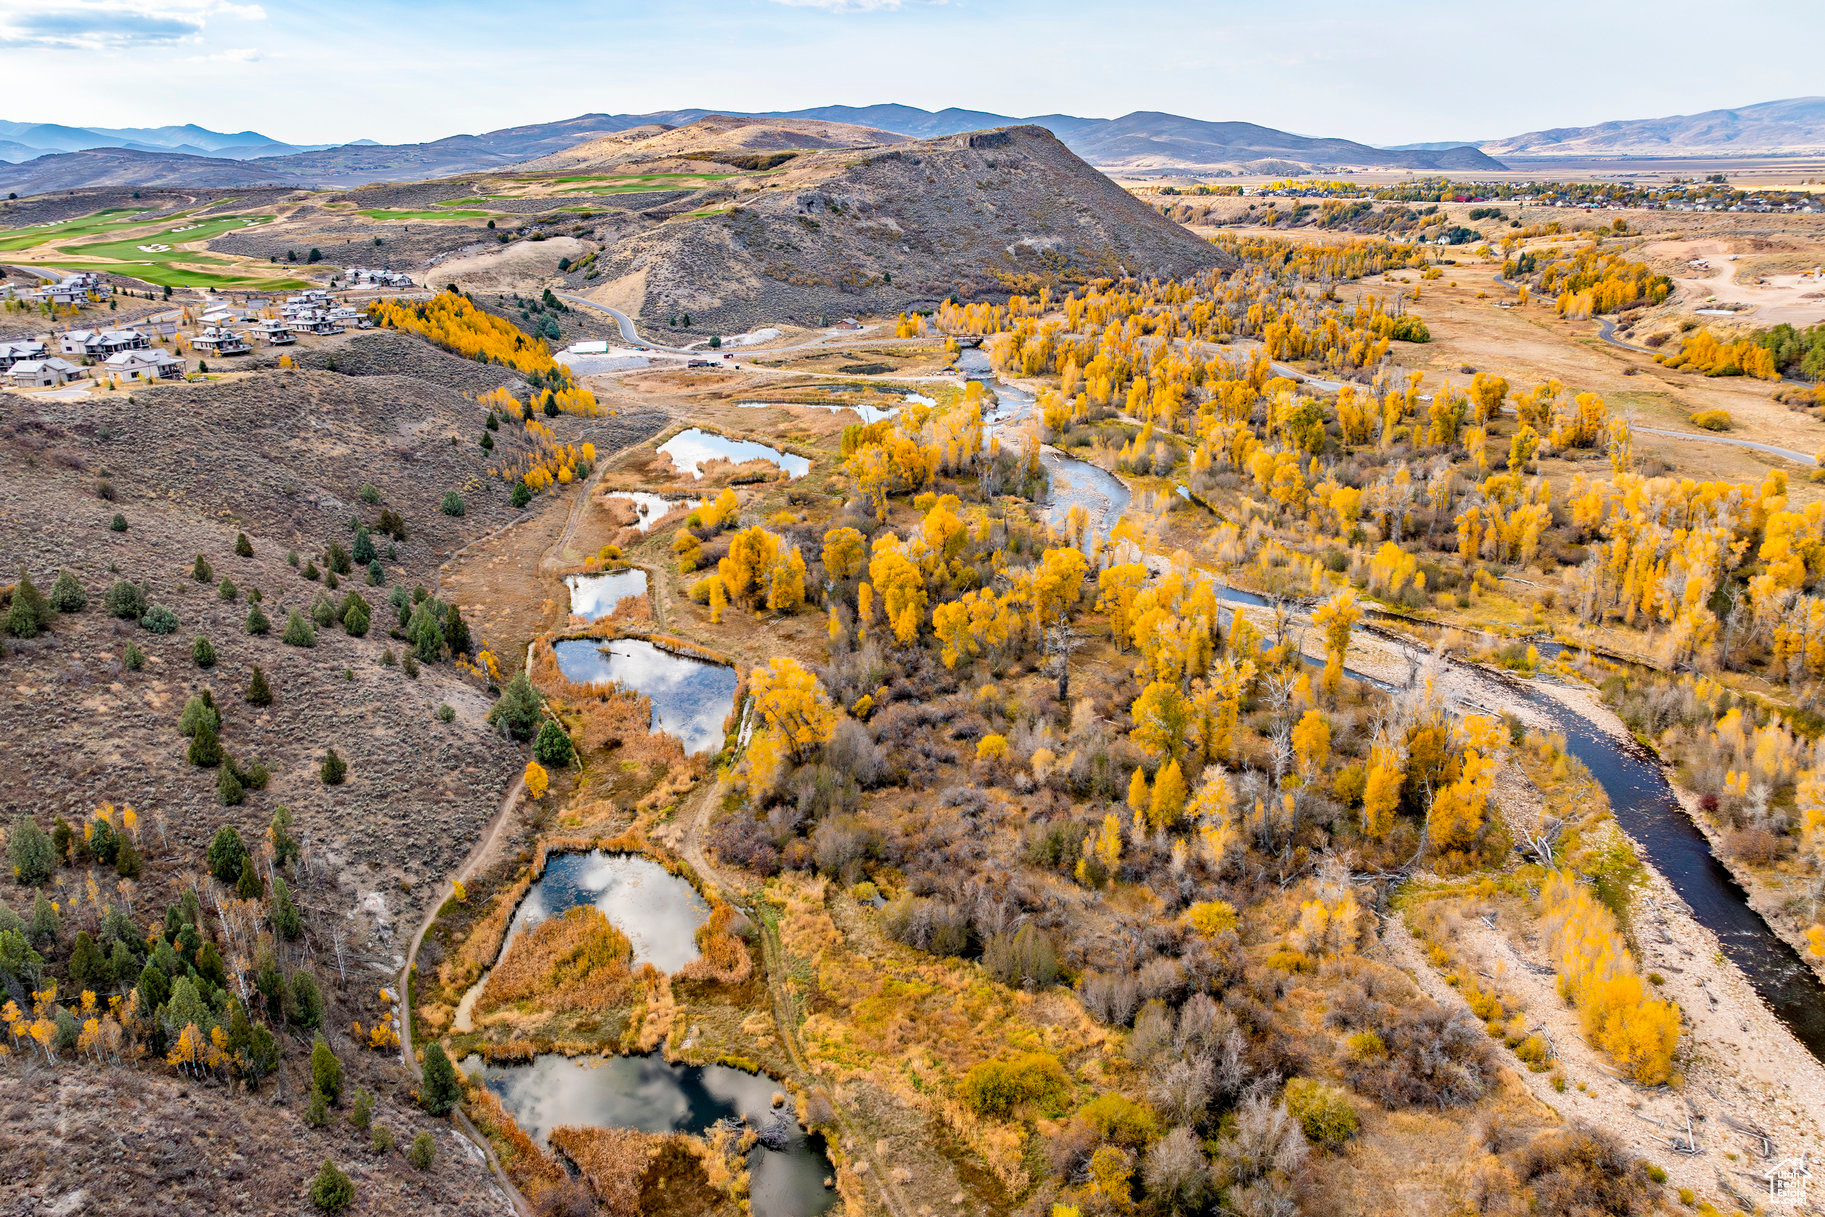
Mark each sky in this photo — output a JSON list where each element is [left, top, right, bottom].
[[0, 0, 1820, 148]]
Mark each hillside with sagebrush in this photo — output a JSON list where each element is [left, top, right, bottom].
[[560, 125, 1232, 330]]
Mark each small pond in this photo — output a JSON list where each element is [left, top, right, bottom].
[[658, 429, 810, 480], [452, 852, 708, 1033], [466, 1052, 836, 1217], [565, 569, 647, 622], [603, 491, 702, 533], [736, 399, 900, 424], [553, 638, 738, 754], [504, 851, 709, 972]]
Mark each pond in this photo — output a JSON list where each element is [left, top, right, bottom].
[[553, 638, 738, 754], [466, 1052, 837, 1217], [565, 569, 648, 622], [503, 851, 709, 972], [659, 429, 810, 480], [736, 399, 900, 424], [602, 491, 702, 533], [451, 851, 710, 1033]]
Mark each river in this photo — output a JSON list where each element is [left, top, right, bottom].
[[962, 348, 1131, 542], [961, 345, 1825, 1062]]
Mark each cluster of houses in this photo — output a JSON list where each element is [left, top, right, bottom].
[[0, 329, 187, 387], [0, 277, 408, 390], [345, 266, 415, 289], [279, 288, 369, 337], [0, 301, 354, 388], [26, 271, 114, 307]]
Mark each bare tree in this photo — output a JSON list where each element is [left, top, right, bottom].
[[1143, 1126, 1210, 1213]]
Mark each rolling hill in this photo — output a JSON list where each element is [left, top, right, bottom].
[[1482, 96, 1825, 158], [520, 115, 906, 172]]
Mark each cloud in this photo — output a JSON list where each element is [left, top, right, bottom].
[[0, 0, 264, 50]]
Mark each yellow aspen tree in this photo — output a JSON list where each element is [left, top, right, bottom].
[[1291, 709, 1331, 783], [523, 761, 549, 799], [1361, 740, 1404, 839], [822, 527, 865, 581], [1541, 869, 1679, 1083], [1310, 588, 1361, 695], [1127, 767, 1150, 821], [1508, 423, 1540, 472], [750, 656, 837, 763], [1129, 680, 1194, 763], [1149, 759, 1187, 829]]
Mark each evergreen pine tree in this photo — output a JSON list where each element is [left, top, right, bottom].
[[245, 602, 271, 635], [4, 568, 51, 638], [311, 1035, 342, 1105], [8, 815, 56, 886], [419, 1041, 461, 1115], [236, 858, 263, 900], [207, 825, 247, 883], [309, 1159, 354, 1212], [47, 569, 86, 613], [246, 665, 273, 705], [187, 718, 224, 767], [217, 763, 245, 806], [291, 969, 324, 1029], [115, 835, 142, 879], [270, 874, 302, 940], [68, 930, 109, 993], [282, 611, 315, 647]]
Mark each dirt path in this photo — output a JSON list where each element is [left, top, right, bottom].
[[397, 771, 531, 1216]]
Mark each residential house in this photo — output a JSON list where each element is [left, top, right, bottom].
[[103, 349, 185, 382], [8, 357, 84, 387], [191, 326, 251, 356], [346, 266, 414, 288], [0, 338, 49, 371], [29, 272, 112, 306], [290, 310, 343, 336], [59, 328, 150, 358], [250, 318, 295, 345]]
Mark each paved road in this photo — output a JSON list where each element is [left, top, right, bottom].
[[1596, 316, 1657, 355], [1627, 422, 1815, 465], [551, 293, 690, 352]]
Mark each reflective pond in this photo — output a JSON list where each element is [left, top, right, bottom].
[[553, 638, 738, 754], [503, 851, 709, 973], [565, 569, 648, 622], [602, 491, 702, 533], [736, 399, 899, 424], [658, 429, 810, 480], [466, 1052, 837, 1217]]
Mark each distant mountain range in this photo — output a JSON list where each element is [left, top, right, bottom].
[[1, 97, 1820, 198], [0, 120, 351, 163], [1480, 96, 1825, 158], [0, 106, 1501, 196]]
